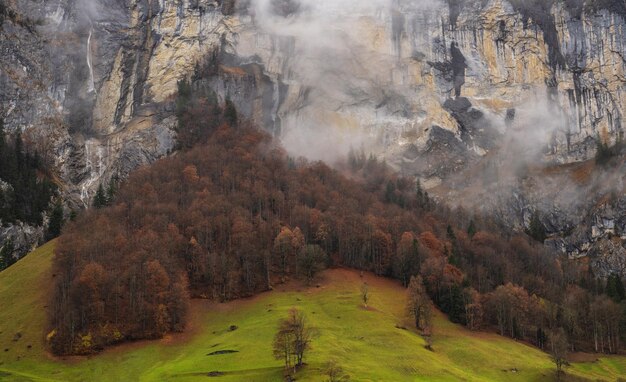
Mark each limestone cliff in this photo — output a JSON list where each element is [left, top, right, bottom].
[[1, 0, 227, 205], [2, 0, 624, 195]]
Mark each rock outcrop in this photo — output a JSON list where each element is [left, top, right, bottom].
[[0, 221, 44, 262]]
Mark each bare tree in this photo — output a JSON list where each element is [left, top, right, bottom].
[[273, 320, 296, 376], [290, 308, 312, 367], [273, 308, 312, 378], [325, 359, 350, 382], [360, 283, 369, 307], [406, 275, 432, 332], [463, 287, 483, 331], [549, 328, 569, 380]]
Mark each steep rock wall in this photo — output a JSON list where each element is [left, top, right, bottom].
[[1, 0, 624, 198]]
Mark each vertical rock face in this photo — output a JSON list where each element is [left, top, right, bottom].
[[1, 0, 624, 195], [0, 0, 625, 268], [1, 0, 230, 204], [216, 0, 626, 171]]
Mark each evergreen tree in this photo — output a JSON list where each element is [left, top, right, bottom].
[[416, 178, 424, 199], [176, 79, 192, 117], [526, 210, 547, 243], [0, 123, 56, 226], [467, 220, 477, 238], [224, 98, 238, 126], [347, 147, 359, 171], [14, 132, 23, 171], [606, 273, 625, 302], [446, 225, 456, 241], [440, 284, 466, 324], [385, 180, 396, 204], [93, 184, 108, 209], [46, 202, 64, 241], [106, 176, 118, 205], [536, 327, 548, 350], [416, 179, 431, 209]]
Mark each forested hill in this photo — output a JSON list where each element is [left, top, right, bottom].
[[48, 92, 625, 356]]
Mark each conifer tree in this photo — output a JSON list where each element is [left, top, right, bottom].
[[527, 210, 547, 243], [46, 202, 64, 241], [224, 98, 238, 126], [467, 220, 476, 238], [93, 184, 108, 209], [606, 273, 625, 302], [106, 176, 118, 205]]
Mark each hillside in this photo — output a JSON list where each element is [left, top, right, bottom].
[[1, 244, 625, 381], [48, 122, 602, 355]]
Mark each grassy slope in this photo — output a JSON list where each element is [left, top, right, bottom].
[[0, 244, 625, 381]]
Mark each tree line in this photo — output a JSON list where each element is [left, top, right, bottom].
[[47, 82, 626, 357]]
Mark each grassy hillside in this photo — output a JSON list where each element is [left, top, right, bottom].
[[0, 244, 625, 381]]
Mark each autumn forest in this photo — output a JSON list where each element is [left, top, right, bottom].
[[47, 83, 626, 360]]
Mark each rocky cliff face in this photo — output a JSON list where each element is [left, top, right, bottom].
[[1, 0, 625, 272], [1, 0, 227, 205], [226, 0, 625, 176]]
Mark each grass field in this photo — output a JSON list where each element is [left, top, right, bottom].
[[0, 243, 625, 381]]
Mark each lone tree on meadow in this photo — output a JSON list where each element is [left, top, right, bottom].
[[549, 328, 569, 380], [325, 359, 351, 382], [273, 308, 312, 377], [360, 282, 369, 307], [406, 275, 432, 333]]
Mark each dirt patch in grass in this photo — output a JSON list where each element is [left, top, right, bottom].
[[568, 353, 600, 363], [207, 350, 239, 356]]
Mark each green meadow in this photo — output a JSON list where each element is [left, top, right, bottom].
[[0, 242, 625, 381]]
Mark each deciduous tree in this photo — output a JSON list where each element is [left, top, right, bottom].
[[549, 328, 569, 380], [407, 275, 432, 332], [360, 282, 369, 307], [273, 308, 312, 376]]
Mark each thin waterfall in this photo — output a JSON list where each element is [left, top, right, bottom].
[[87, 24, 95, 93]]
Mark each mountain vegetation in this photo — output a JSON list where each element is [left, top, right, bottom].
[[47, 85, 626, 358], [0, 119, 57, 227], [0, 118, 58, 271]]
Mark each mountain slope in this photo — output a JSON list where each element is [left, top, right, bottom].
[[1, 243, 625, 381], [0, 240, 54, 365]]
